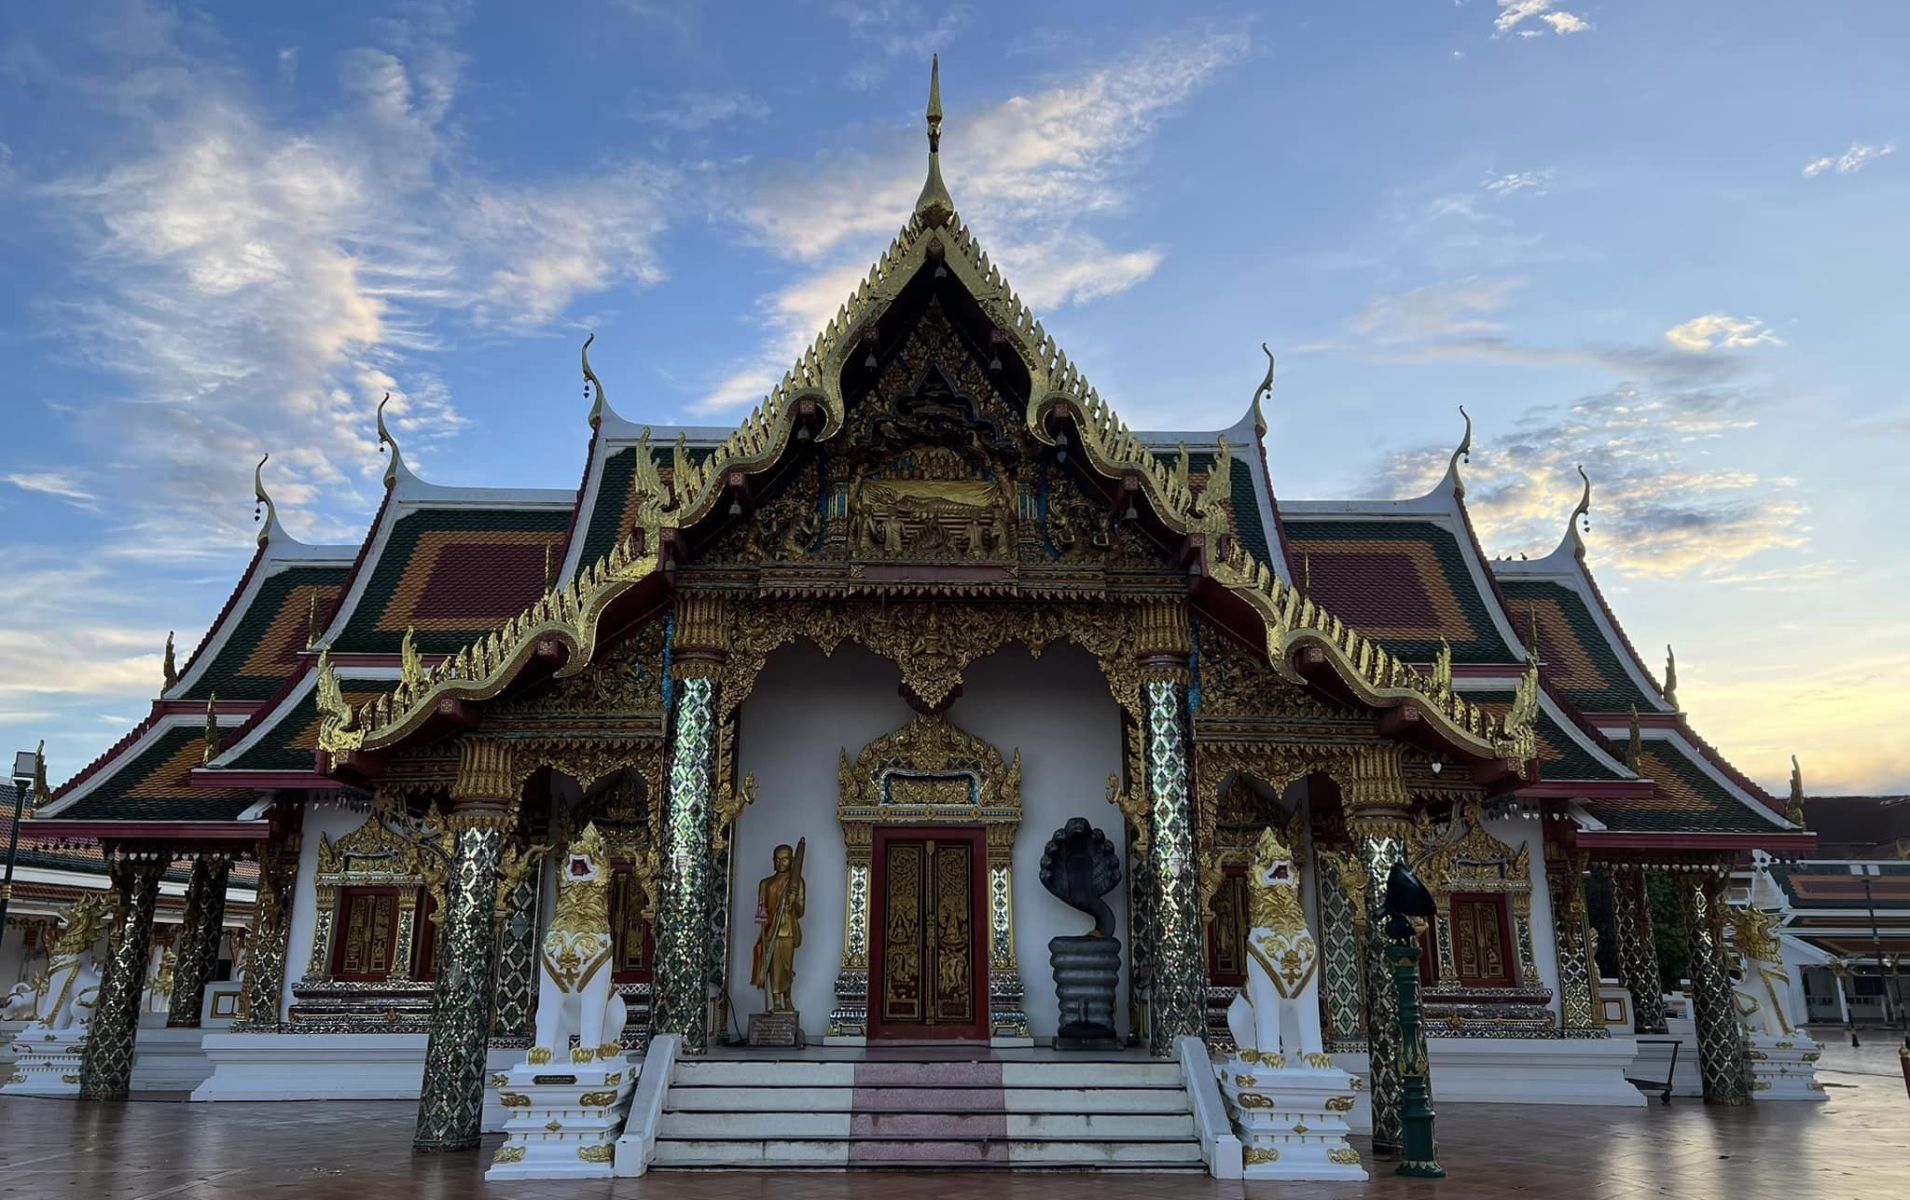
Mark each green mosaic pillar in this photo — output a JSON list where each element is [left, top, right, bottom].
[[414, 739, 515, 1152], [1143, 676, 1203, 1054], [490, 858, 541, 1038], [654, 595, 725, 1053], [1609, 864, 1669, 1034], [1344, 746, 1411, 1157], [79, 854, 166, 1100], [1315, 848, 1366, 1046], [1682, 871, 1749, 1105], [166, 856, 231, 1027], [1547, 845, 1603, 1034], [237, 836, 299, 1031]]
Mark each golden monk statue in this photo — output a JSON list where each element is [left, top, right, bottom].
[[751, 840, 806, 1012]]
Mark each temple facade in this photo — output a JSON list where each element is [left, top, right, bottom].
[[14, 64, 1816, 1170]]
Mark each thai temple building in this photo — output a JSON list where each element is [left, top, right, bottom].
[[8, 63, 1830, 1174]]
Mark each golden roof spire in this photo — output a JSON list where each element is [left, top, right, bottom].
[[1447, 406, 1472, 499], [582, 333, 610, 427], [915, 54, 954, 228]]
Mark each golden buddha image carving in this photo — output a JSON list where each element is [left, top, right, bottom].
[[752, 839, 807, 1013]]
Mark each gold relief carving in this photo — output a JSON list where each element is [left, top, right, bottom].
[[1234, 1073, 1256, 1087], [492, 1145, 526, 1164], [1136, 597, 1191, 661], [606, 1071, 623, 1085], [1236, 1092, 1273, 1109], [1329, 1147, 1362, 1165], [1107, 773, 1151, 855], [1325, 1095, 1355, 1112], [1245, 1148, 1280, 1165], [579, 1090, 619, 1107], [1303, 1052, 1333, 1069], [712, 775, 757, 854], [673, 593, 729, 659], [513, 739, 659, 795], [577, 1144, 614, 1164], [1340, 744, 1410, 822], [498, 1092, 531, 1108], [527, 1047, 552, 1065], [316, 813, 428, 884], [546, 1119, 564, 1131], [454, 739, 516, 804]]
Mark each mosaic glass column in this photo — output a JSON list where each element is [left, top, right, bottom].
[[237, 837, 299, 1030], [79, 855, 166, 1100], [414, 739, 515, 1152], [1546, 847, 1602, 1033], [1608, 864, 1668, 1034], [1314, 849, 1366, 1046], [490, 860, 541, 1038], [166, 856, 231, 1027], [654, 672, 719, 1051], [1143, 677, 1203, 1054], [1343, 745, 1412, 1157], [1682, 872, 1749, 1105]]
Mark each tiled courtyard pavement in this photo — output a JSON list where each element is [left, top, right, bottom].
[[1, 1035, 1904, 1200]]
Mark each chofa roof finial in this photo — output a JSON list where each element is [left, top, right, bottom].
[[1663, 643, 1679, 710], [376, 392, 406, 489], [915, 55, 955, 228], [253, 453, 279, 547], [1568, 464, 1591, 538], [1787, 755, 1806, 827], [582, 333, 611, 428], [1249, 343, 1274, 439], [1447, 405, 1472, 499]]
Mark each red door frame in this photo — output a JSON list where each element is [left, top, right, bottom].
[[868, 824, 990, 1041]]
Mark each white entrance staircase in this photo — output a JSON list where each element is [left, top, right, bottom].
[[648, 1052, 1203, 1169]]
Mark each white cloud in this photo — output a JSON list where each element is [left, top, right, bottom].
[[1348, 277, 1524, 343], [5, 472, 100, 510], [702, 26, 1249, 412], [1482, 169, 1554, 197], [636, 90, 770, 132], [1801, 141, 1895, 178], [1493, 1, 1593, 38], [1664, 313, 1783, 353]]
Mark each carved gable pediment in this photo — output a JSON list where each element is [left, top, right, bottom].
[[316, 812, 423, 885]]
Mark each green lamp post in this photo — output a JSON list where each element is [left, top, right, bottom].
[[1383, 858, 1444, 1178]]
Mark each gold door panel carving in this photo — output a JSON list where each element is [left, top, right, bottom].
[[875, 831, 981, 1036]]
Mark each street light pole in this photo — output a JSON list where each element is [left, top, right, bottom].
[[2, 745, 40, 958]]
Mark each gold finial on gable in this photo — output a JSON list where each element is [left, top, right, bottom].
[[915, 55, 955, 228]]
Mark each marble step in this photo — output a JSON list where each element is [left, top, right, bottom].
[[666, 1084, 1190, 1114], [672, 1059, 1182, 1089], [658, 1109, 1197, 1140], [652, 1137, 1205, 1168]]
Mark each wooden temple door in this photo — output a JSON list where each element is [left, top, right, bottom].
[[1451, 892, 1516, 987], [868, 826, 988, 1040]]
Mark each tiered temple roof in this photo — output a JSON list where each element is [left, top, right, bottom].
[[28, 65, 1808, 861]]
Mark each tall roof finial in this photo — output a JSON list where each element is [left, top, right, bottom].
[[376, 393, 406, 489], [1568, 464, 1591, 538], [1663, 643, 1680, 710], [914, 54, 955, 228], [28, 739, 48, 809], [1249, 343, 1274, 438], [1447, 405, 1473, 499], [1787, 755, 1806, 827], [162, 631, 178, 692], [1626, 705, 1642, 771], [582, 333, 610, 428], [253, 453, 279, 547]]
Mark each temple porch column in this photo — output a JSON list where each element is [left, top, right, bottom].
[[1682, 869, 1749, 1105], [79, 853, 167, 1100], [1341, 744, 1411, 1157], [1544, 832, 1603, 1035], [166, 855, 231, 1027], [236, 834, 300, 1030], [1135, 601, 1202, 1055], [652, 594, 726, 1053], [491, 856, 542, 1039], [1607, 863, 1669, 1034], [413, 739, 516, 1152]]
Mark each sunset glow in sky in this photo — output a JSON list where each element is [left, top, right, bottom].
[[1, 1, 1905, 794]]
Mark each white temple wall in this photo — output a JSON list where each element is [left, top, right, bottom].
[[727, 640, 1127, 1042], [730, 642, 915, 1040], [953, 644, 1127, 1040], [282, 801, 362, 1020]]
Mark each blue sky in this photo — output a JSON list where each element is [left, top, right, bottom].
[[2, 1, 1906, 793]]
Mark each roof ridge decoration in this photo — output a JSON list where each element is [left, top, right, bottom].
[[1556, 463, 1591, 555], [1788, 755, 1806, 827], [1446, 406, 1472, 500], [253, 454, 284, 547], [316, 58, 1532, 769], [581, 333, 617, 428], [1663, 643, 1680, 711], [1250, 344, 1274, 441], [162, 631, 178, 693], [376, 393, 410, 490]]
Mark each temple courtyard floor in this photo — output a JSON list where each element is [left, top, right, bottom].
[[1, 1035, 1904, 1200]]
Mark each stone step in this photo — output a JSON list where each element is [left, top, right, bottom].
[[672, 1059, 1183, 1089], [658, 1109, 1196, 1140], [651, 1137, 1206, 1169], [666, 1084, 1190, 1114]]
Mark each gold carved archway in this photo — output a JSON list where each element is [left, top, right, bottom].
[[829, 712, 1028, 1041]]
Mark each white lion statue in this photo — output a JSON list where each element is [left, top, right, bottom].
[[1731, 853, 1796, 1037], [1227, 826, 1328, 1068], [20, 895, 106, 1032], [530, 823, 628, 1066]]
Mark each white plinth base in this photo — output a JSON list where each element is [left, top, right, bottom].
[[1745, 1033, 1825, 1101], [1218, 1057, 1367, 1181], [130, 1025, 213, 1093], [2, 1027, 88, 1096], [486, 1055, 637, 1180]]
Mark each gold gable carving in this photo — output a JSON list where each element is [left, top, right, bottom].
[[316, 812, 425, 886], [838, 712, 1021, 820]]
